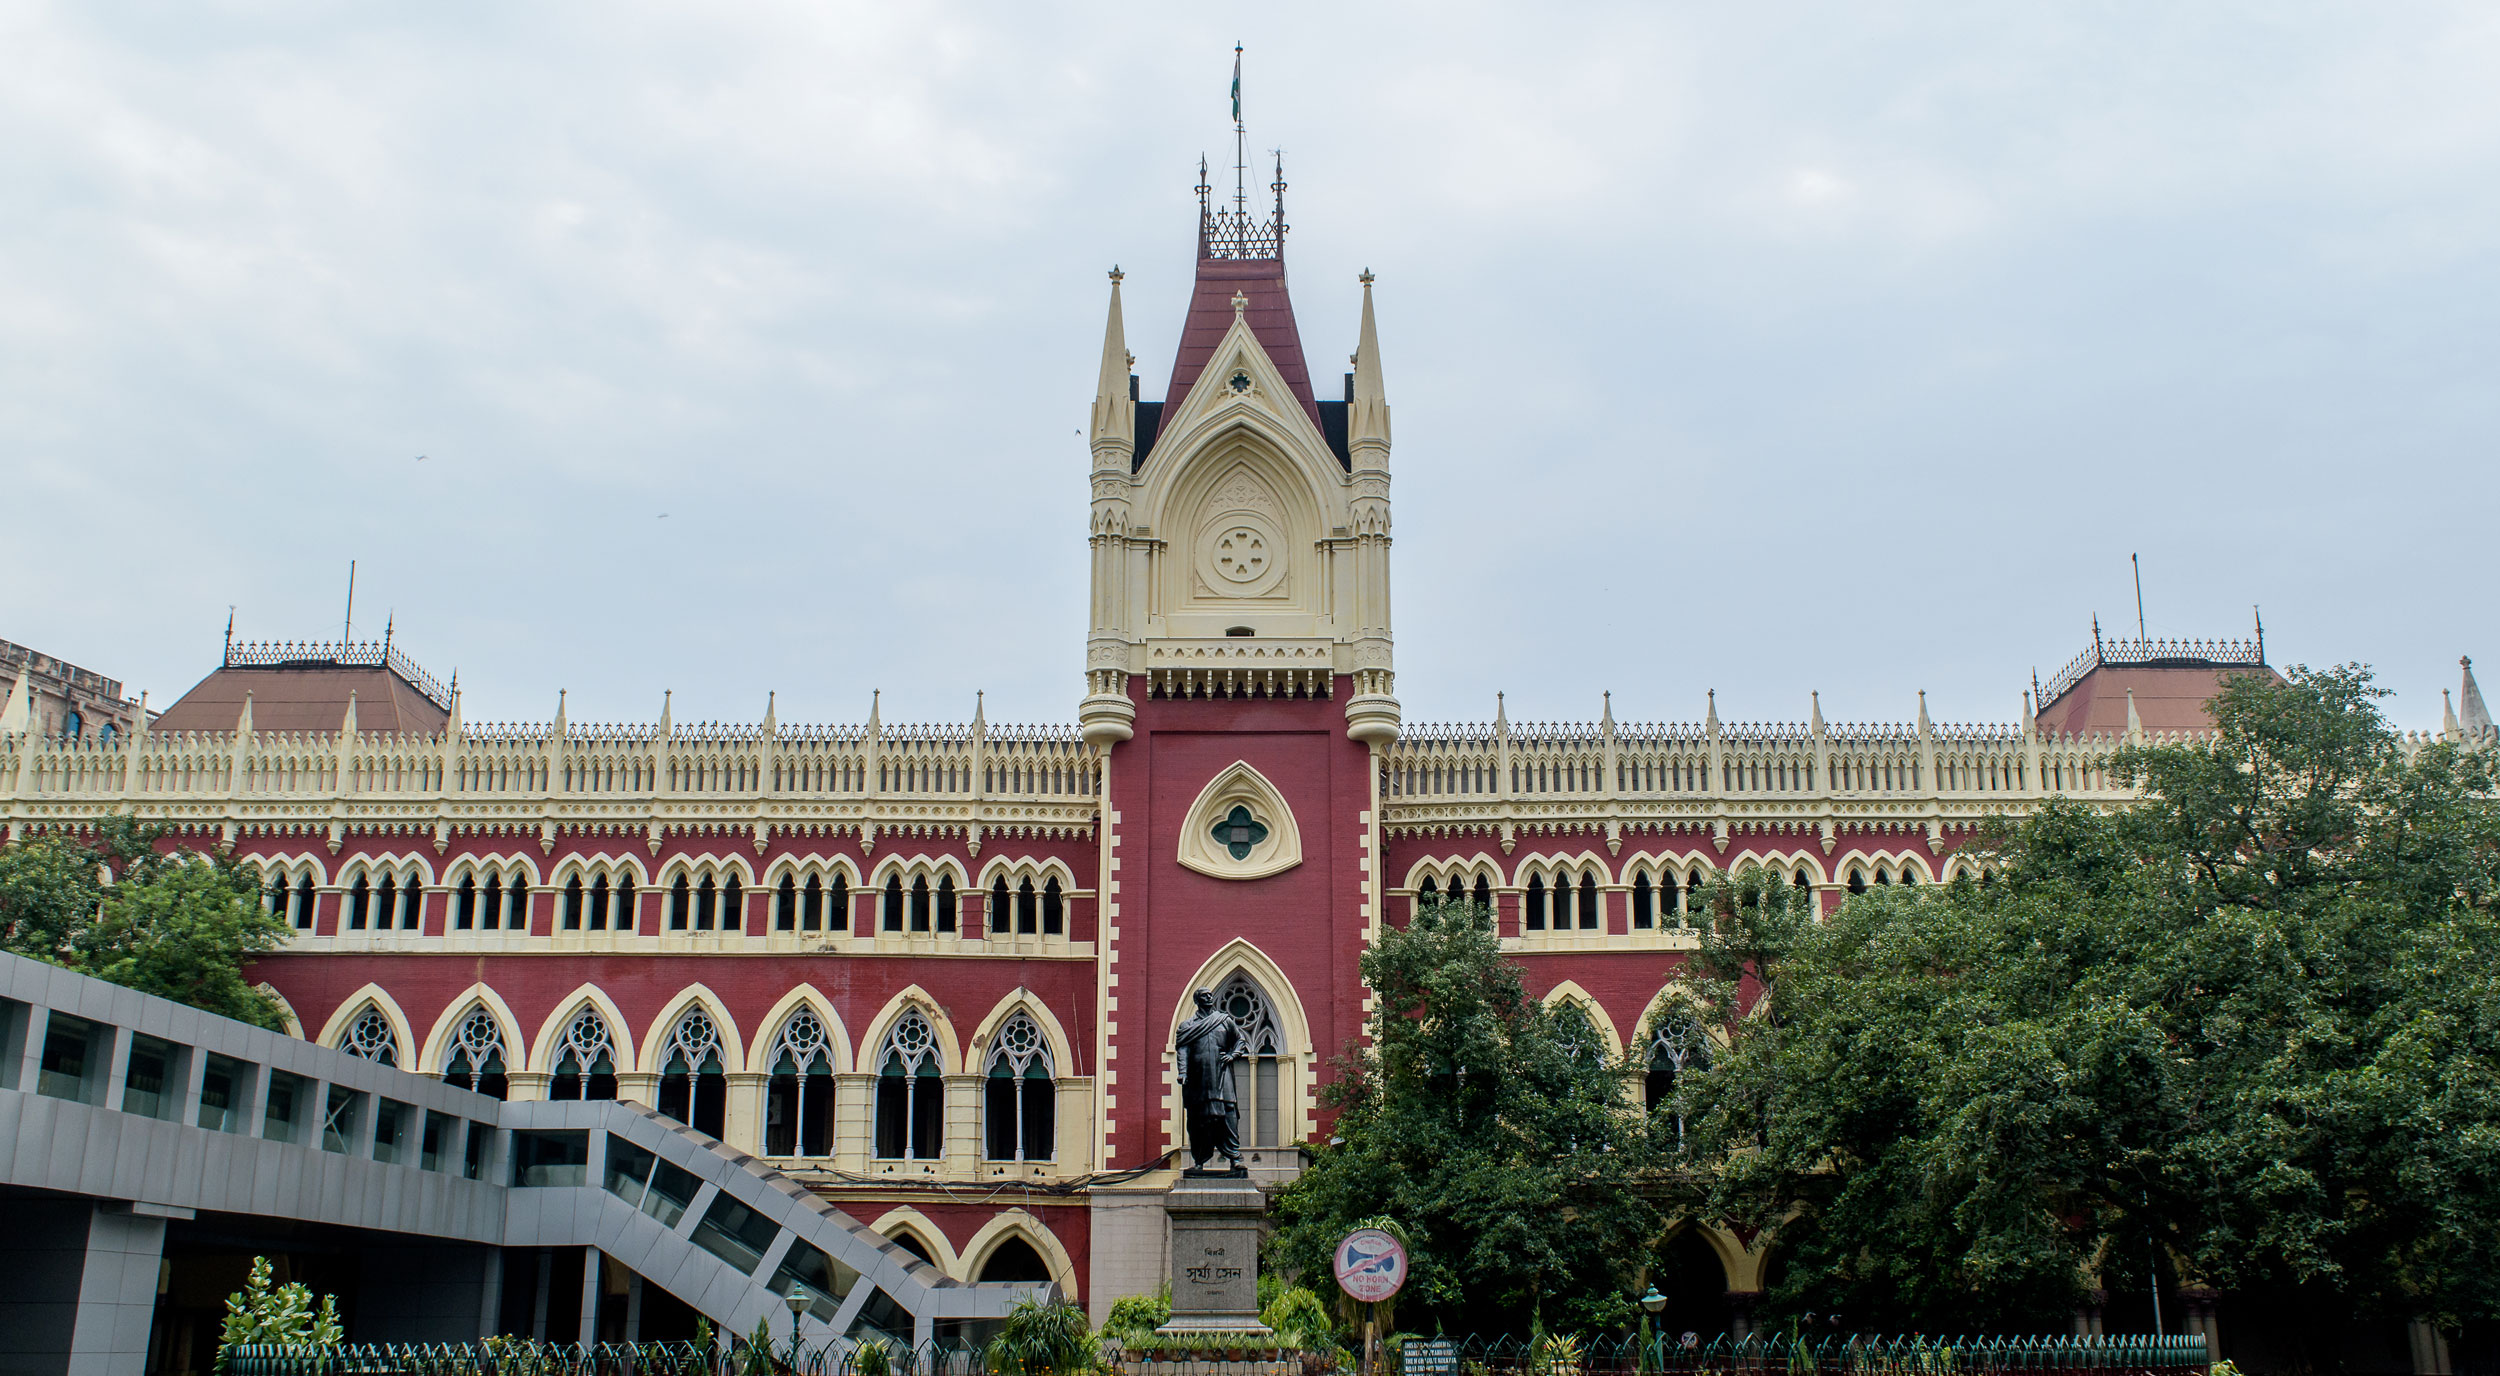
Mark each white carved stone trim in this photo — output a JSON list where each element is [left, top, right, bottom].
[[1175, 760, 1303, 882]]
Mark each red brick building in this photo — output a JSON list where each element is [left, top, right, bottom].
[[1, 162, 2281, 1322]]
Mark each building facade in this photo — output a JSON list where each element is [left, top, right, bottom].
[[1, 637, 151, 745], [8, 166, 2394, 1328]]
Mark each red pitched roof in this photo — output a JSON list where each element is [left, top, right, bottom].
[[151, 664, 450, 736], [2033, 662, 2275, 739], [1163, 256, 1325, 431]]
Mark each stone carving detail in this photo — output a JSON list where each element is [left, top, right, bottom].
[[1176, 761, 1303, 881], [339, 1005, 399, 1066]]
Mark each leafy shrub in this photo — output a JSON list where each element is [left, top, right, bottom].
[[213, 1256, 341, 1369]]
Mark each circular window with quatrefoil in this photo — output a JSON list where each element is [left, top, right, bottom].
[[1195, 512, 1287, 598]]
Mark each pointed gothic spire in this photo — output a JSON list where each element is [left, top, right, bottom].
[[2462, 656, 2493, 737], [1494, 690, 1509, 736], [1705, 689, 1720, 735], [1916, 690, 1931, 734], [867, 689, 882, 736], [2442, 689, 2461, 741], [0, 671, 30, 736], [658, 689, 673, 739], [235, 691, 254, 739], [553, 689, 568, 735], [1350, 270, 1391, 456], [972, 690, 986, 733], [763, 691, 778, 738], [1090, 268, 1135, 455], [1810, 690, 1825, 736], [2125, 687, 2144, 742], [1600, 690, 1615, 734]]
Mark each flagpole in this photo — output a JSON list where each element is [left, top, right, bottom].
[[1233, 42, 1247, 215]]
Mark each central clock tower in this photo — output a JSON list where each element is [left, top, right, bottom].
[[1075, 159, 1397, 1197]]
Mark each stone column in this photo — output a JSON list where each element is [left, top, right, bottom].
[[2177, 1288, 2221, 1361], [615, 1073, 660, 1112], [1158, 1177, 1268, 1336], [72, 1204, 169, 1376], [2073, 1289, 2107, 1337], [2409, 1319, 2454, 1376], [724, 1073, 768, 1154]]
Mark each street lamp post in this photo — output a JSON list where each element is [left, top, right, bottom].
[[785, 1284, 812, 1362], [1638, 1288, 1667, 1375]]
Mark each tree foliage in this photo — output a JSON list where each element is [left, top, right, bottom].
[[213, 1255, 342, 1367], [1269, 900, 1665, 1336], [1683, 665, 2500, 1337], [0, 816, 292, 1030]]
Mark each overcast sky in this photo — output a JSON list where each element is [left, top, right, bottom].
[[4, 2, 2492, 735]]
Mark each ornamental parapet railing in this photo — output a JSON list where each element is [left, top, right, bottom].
[[2037, 634, 2264, 712], [1379, 718, 2171, 807], [224, 637, 455, 712], [0, 718, 1100, 808]]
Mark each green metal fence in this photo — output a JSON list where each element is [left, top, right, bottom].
[[222, 1333, 2208, 1376]]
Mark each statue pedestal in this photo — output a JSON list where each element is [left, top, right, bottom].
[[1156, 1174, 1271, 1337]]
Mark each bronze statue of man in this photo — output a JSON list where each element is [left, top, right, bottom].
[[1174, 988, 1246, 1173]]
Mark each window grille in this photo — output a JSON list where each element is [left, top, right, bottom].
[[984, 1012, 1054, 1162], [338, 1006, 399, 1066], [875, 1009, 943, 1159]]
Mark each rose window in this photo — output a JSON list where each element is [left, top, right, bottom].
[[1212, 527, 1269, 583]]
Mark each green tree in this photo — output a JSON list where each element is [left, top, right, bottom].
[[213, 1255, 342, 1369], [0, 817, 291, 1031], [1684, 665, 2500, 1343], [1268, 900, 1665, 1336]]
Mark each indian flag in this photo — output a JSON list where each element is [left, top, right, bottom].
[[1231, 47, 1241, 122]]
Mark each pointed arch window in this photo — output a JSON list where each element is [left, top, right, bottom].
[[1017, 878, 1038, 933], [777, 874, 799, 931], [442, 1007, 509, 1099], [1552, 1001, 1605, 1071], [1524, 874, 1547, 930], [1042, 878, 1063, 935], [1578, 871, 1601, 930], [909, 875, 931, 932], [655, 1008, 726, 1137], [292, 874, 314, 929], [765, 1007, 836, 1158], [1216, 974, 1285, 1148], [984, 1012, 1055, 1162], [1631, 872, 1654, 928], [589, 874, 612, 930], [563, 876, 585, 930], [1647, 1017, 1711, 1144], [338, 1006, 399, 1067], [1473, 874, 1493, 913], [348, 875, 372, 930], [549, 1008, 618, 1102], [937, 876, 958, 934], [883, 875, 905, 932], [874, 1010, 942, 1160]]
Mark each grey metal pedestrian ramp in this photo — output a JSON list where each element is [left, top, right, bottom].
[[498, 1097, 1040, 1346], [0, 949, 1040, 1372]]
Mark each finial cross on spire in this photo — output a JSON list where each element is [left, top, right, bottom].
[[1230, 290, 1249, 320]]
